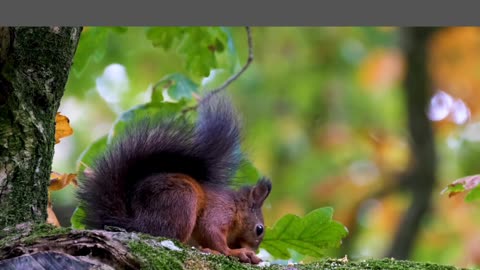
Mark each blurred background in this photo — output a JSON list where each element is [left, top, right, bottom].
[[51, 27, 480, 267]]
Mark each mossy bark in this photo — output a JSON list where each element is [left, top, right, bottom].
[[0, 225, 467, 270], [0, 27, 82, 228]]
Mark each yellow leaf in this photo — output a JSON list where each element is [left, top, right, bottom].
[[55, 112, 73, 144], [46, 200, 61, 227], [49, 171, 78, 191]]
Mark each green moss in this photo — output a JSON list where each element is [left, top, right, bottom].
[[127, 234, 466, 270], [128, 238, 262, 270], [127, 237, 465, 270], [129, 241, 186, 270], [0, 223, 70, 248], [298, 258, 466, 270], [20, 223, 71, 245], [0, 27, 82, 229], [0, 226, 467, 270]]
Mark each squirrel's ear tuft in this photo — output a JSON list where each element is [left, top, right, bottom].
[[250, 177, 272, 208]]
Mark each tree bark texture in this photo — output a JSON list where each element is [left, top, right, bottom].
[[0, 27, 82, 228], [0, 225, 463, 270], [387, 27, 439, 259]]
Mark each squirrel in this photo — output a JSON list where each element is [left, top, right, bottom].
[[77, 93, 272, 264]]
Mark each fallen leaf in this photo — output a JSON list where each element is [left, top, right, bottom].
[[46, 200, 60, 227], [47, 172, 78, 227], [55, 112, 73, 144], [49, 172, 78, 191]]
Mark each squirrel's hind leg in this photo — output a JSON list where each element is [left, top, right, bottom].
[[129, 173, 204, 242]]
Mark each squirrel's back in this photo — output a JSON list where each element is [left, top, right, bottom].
[[77, 94, 242, 229]]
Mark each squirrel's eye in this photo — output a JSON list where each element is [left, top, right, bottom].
[[255, 224, 264, 236]]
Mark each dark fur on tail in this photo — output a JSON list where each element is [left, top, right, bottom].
[[77, 94, 242, 229]]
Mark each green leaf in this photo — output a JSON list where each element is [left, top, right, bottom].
[[261, 207, 348, 260], [234, 158, 261, 186], [67, 27, 129, 97], [146, 27, 184, 50], [145, 27, 231, 77], [466, 186, 480, 202], [70, 206, 86, 230], [111, 27, 128, 33], [109, 101, 188, 142], [215, 27, 240, 75], [151, 73, 199, 103], [71, 27, 110, 75], [76, 135, 108, 174]]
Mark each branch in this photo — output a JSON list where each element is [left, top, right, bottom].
[[209, 26, 253, 96], [182, 26, 253, 114], [0, 224, 463, 270], [386, 27, 440, 260]]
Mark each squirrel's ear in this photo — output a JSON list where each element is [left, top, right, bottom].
[[250, 177, 272, 208]]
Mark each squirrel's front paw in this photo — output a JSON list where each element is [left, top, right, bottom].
[[228, 248, 262, 264]]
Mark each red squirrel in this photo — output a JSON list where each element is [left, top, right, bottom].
[[77, 93, 272, 264]]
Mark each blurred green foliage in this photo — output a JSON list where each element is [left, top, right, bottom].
[[52, 27, 480, 267]]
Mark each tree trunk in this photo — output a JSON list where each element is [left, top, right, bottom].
[[387, 27, 439, 259], [0, 27, 82, 228]]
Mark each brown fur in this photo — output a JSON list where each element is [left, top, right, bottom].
[[77, 94, 272, 264], [130, 173, 271, 264]]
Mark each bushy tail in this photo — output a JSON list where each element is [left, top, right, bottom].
[[77, 93, 242, 229]]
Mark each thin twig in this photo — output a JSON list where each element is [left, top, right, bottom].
[[182, 26, 254, 114], [209, 26, 253, 96]]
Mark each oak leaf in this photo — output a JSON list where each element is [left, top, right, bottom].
[[260, 207, 348, 259]]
